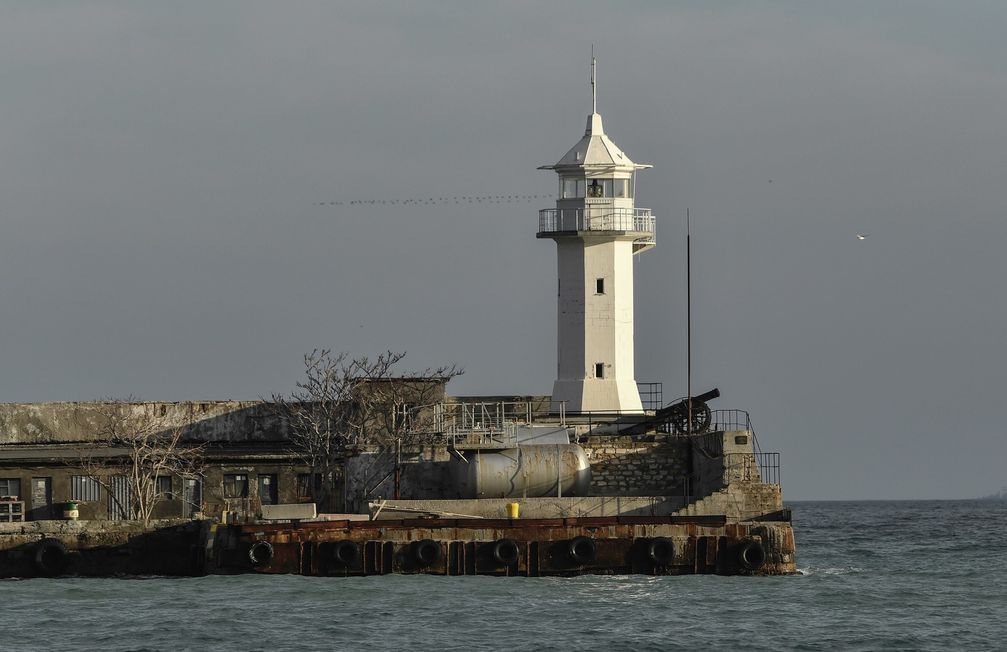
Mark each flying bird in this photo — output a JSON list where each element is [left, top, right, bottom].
[[856, 233, 868, 240]]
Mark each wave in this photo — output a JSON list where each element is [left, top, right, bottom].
[[797, 566, 865, 576]]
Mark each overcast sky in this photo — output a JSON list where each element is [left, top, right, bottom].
[[2, 1, 1005, 500]]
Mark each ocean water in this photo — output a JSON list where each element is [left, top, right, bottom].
[[3, 500, 1005, 651]]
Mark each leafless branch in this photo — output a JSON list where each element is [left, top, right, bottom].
[[269, 350, 463, 510], [75, 398, 205, 526]]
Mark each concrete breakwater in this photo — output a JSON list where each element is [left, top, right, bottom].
[[1, 510, 795, 578], [0, 519, 208, 577]]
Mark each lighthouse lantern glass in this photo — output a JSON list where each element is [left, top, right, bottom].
[[561, 177, 585, 199]]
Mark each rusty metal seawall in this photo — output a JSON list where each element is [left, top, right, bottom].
[[212, 514, 796, 577]]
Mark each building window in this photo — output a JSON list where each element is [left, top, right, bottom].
[[71, 476, 101, 502], [223, 474, 249, 499], [595, 363, 605, 379], [596, 278, 605, 294], [588, 179, 604, 197], [562, 177, 585, 199], [257, 474, 278, 505], [156, 476, 173, 499], [0, 478, 20, 500], [297, 473, 322, 499]]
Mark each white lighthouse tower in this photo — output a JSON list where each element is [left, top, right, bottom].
[[538, 58, 656, 414]]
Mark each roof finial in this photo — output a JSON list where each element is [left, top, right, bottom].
[[591, 45, 597, 114]]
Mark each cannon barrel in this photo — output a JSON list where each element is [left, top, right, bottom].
[[690, 388, 721, 405], [657, 388, 720, 417]]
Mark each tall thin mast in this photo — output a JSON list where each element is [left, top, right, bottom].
[[687, 209, 692, 437], [591, 47, 597, 114]]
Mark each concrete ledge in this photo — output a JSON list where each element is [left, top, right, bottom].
[[260, 503, 317, 521], [370, 496, 688, 520]]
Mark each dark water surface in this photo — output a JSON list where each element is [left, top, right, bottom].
[[4, 501, 1006, 651]]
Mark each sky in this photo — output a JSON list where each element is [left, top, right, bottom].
[[2, 1, 1005, 500]]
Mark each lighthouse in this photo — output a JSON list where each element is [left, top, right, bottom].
[[538, 58, 656, 414]]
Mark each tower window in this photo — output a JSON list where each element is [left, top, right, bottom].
[[562, 178, 586, 198], [595, 363, 605, 379], [582, 179, 627, 198], [596, 278, 604, 294]]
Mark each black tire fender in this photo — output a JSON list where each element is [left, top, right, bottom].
[[737, 538, 767, 571], [413, 539, 441, 566], [248, 540, 274, 566], [566, 536, 596, 565], [647, 537, 675, 565], [332, 540, 359, 566], [491, 538, 520, 566], [34, 538, 69, 576]]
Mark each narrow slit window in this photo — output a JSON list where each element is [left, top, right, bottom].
[[595, 363, 605, 379], [596, 278, 604, 294]]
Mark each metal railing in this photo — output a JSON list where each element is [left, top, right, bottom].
[[722, 452, 780, 486], [403, 401, 556, 447], [757, 452, 781, 485], [709, 409, 754, 433], [538, 207, 655, 235], [708, 410, 778, 483], [637, 382, 663, 411]]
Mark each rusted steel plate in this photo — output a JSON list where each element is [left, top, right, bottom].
[[670, 515, 728, 526], [223, 520, 797, 577]]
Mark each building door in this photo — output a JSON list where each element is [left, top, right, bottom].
[[108, 475, 132, 521], [258, 474, 278, 506], [183, 477, 203, 517], [30, 477, 52, 520]]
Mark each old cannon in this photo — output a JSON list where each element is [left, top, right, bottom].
[[658, 388, 721, 435]]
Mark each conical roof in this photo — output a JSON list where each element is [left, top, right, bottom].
[[540, 113, 652, 172]]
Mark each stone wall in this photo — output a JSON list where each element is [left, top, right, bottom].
[[581, 437, 691, 496]]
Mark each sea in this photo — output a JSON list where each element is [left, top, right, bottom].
[[3, 500, 1005, 651]]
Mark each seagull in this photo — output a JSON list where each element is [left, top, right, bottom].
[[856, 233, 868, 240]]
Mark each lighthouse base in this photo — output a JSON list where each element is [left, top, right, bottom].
[[551, 378, 644, 414]]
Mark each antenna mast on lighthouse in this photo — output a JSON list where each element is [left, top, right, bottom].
[[591, 47, 597, 114]]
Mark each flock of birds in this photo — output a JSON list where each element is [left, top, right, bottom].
[[313, 194, 552, 207], [313, 193, 872, 241]]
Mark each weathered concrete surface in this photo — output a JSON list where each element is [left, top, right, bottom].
[[678, 484, 785, 521], [261, 503, 317, 520], [0, 518, 208, 577], [369, 482, 784, 522], [0, 401, 288, 444], [370, 496, 690, 519]]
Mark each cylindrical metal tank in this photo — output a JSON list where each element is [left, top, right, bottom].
[[451, 445, 591, 498]]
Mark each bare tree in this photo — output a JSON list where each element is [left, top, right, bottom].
[[270, 350, 462, 511], [76, 400, 205, 527]]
